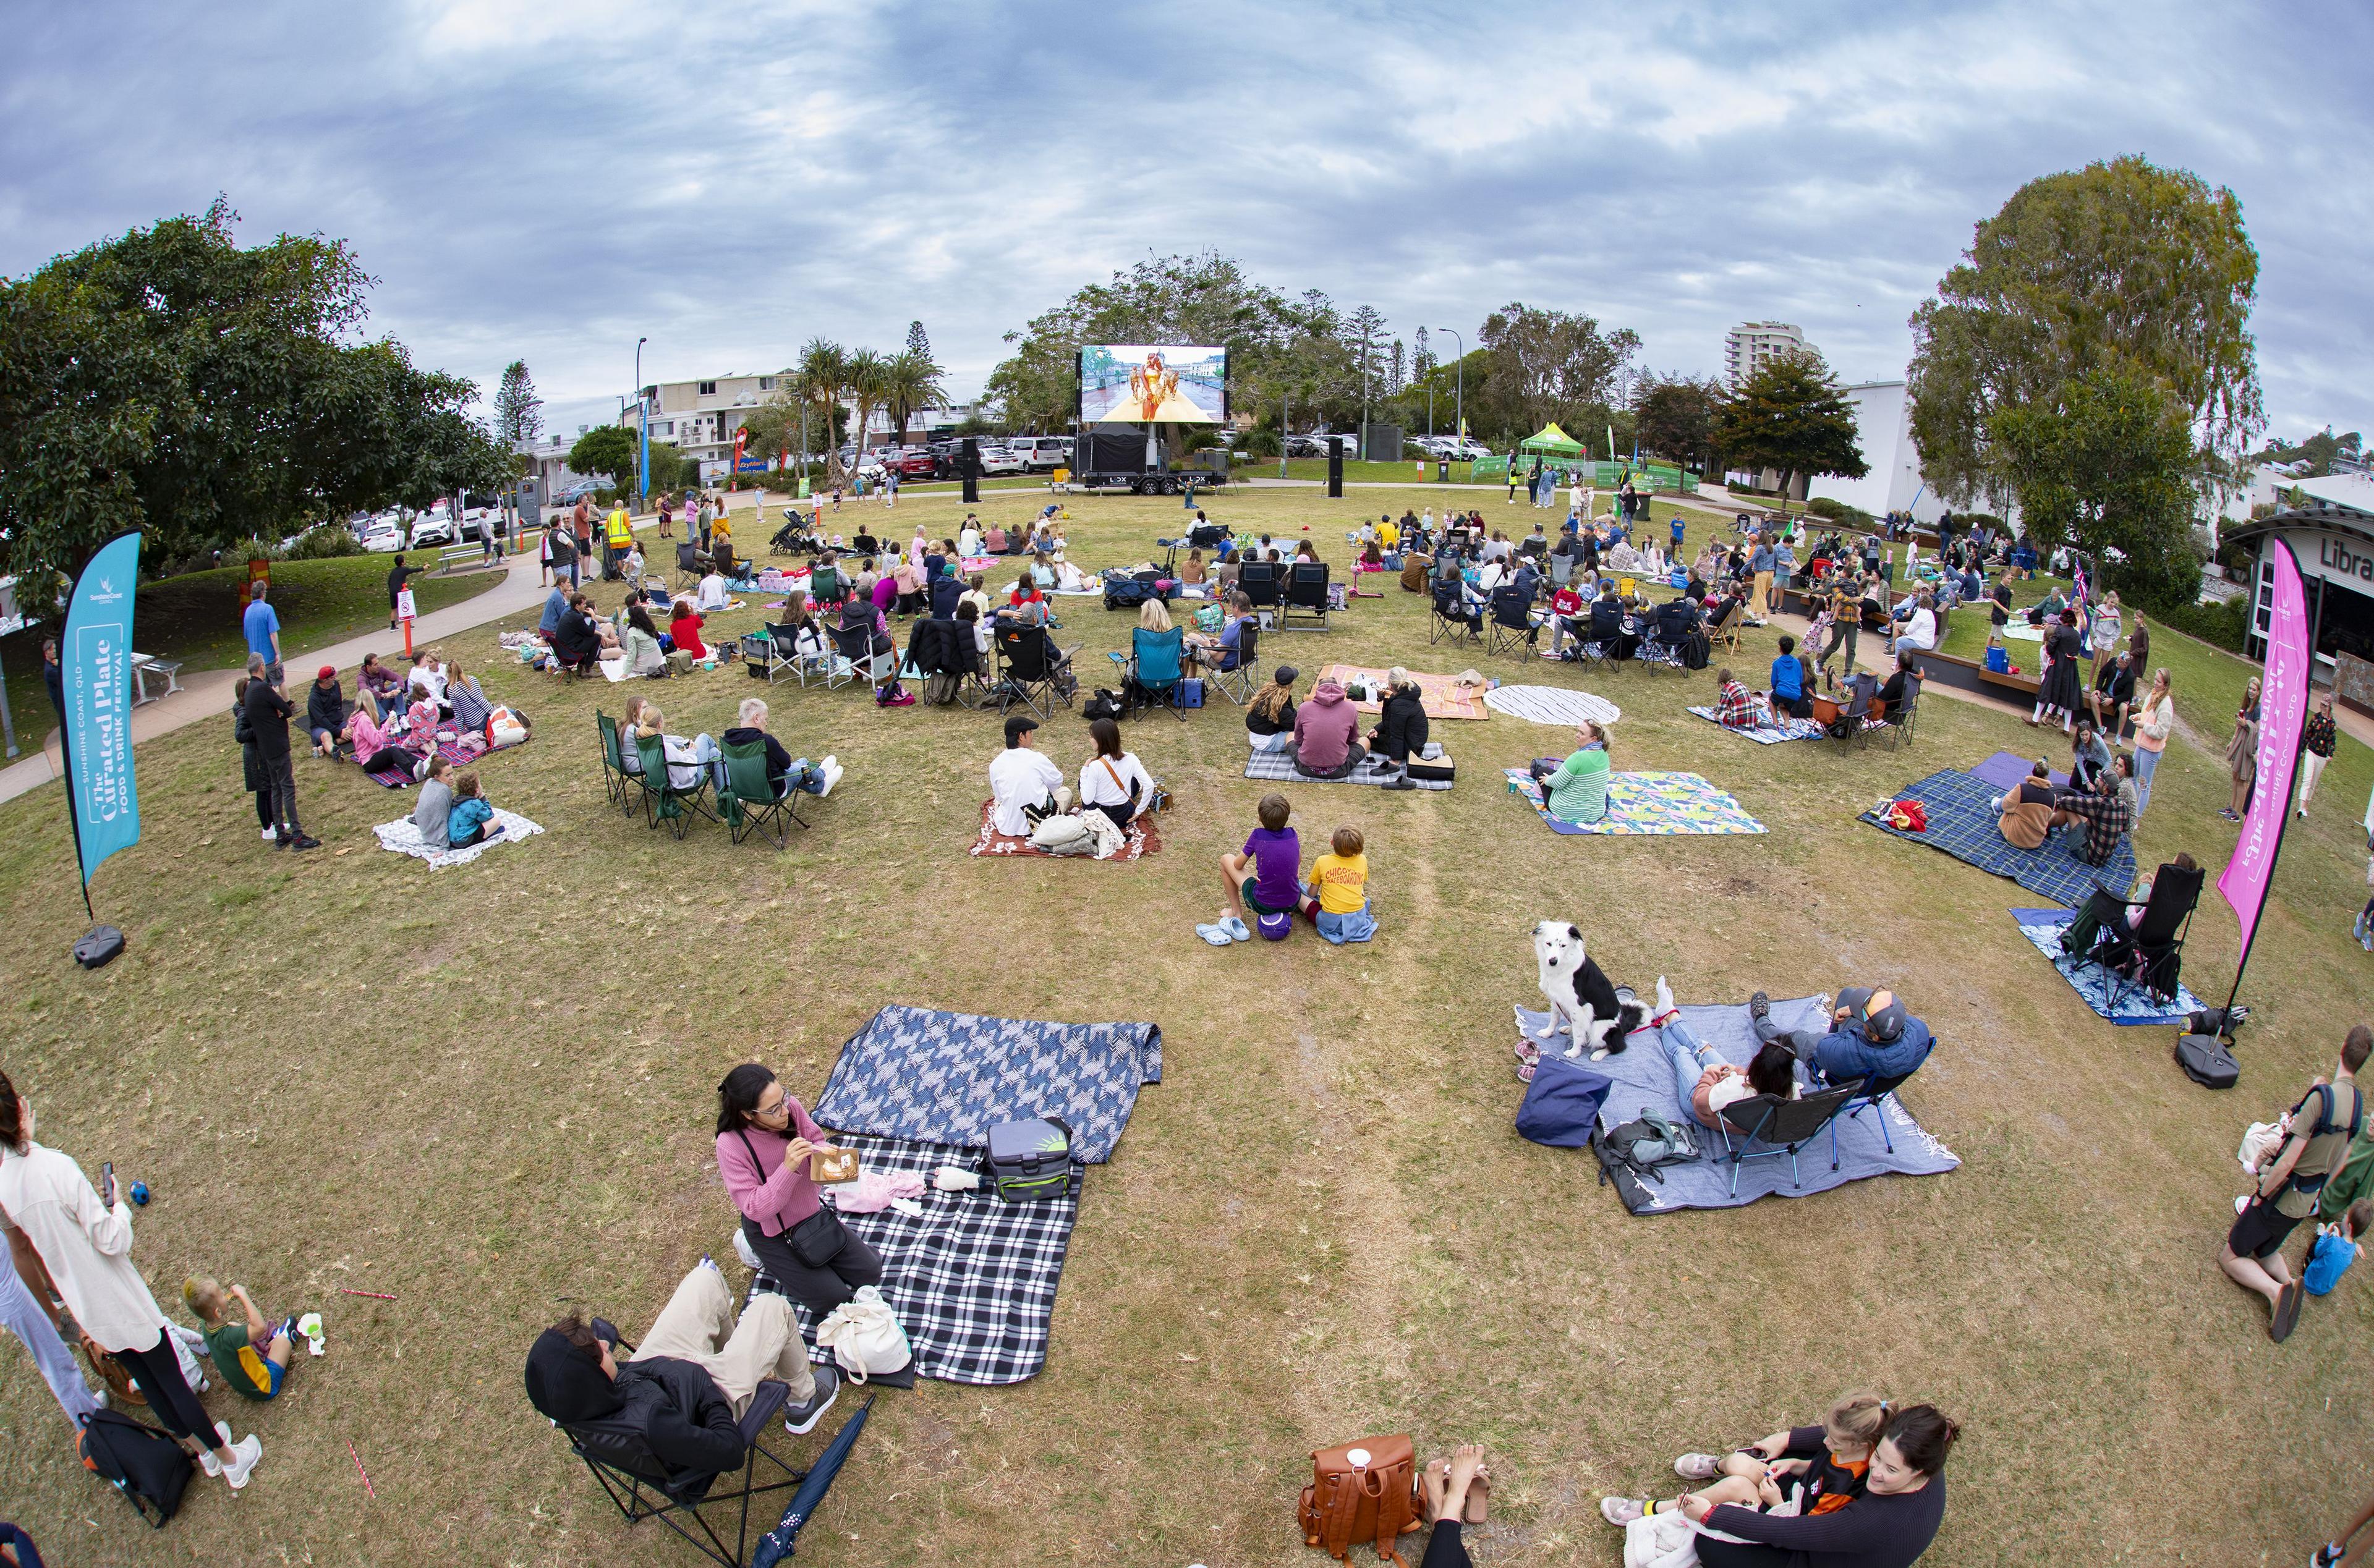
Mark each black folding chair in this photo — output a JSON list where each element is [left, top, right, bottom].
[[1486, 585, 1537, 659], [1429, 581, 1479, 647], [1238, 561, 1282, 624], [992, 624, 1079, 720], [2090, 862, 2204, 1011], [1835, 1067, 1918, 1158], [1210, 617, 1262, 705], [1281, 561, 1332, 629], [827, 621, 893, 691], [553, 1378, 805, 1568], [1716, 1080, 1867, 1196]]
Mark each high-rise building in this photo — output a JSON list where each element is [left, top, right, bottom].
[[1725, 321, 1818, 384]]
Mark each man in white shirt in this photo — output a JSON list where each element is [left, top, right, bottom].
[[696, 569, 730, 611], [989, 713, 1067, 836]]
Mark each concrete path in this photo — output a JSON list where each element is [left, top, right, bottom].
[[0, 495, 759, 808]]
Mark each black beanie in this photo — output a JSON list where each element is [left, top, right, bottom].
[[524, 1327, 623, 1425]]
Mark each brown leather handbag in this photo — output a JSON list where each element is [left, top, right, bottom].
[[80, 1333, 146, 1405], [1300, 1434, 1421, 1566]]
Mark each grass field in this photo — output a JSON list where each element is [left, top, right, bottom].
[[0, 486, 2367, 1567], [0, 556, 506, 745]]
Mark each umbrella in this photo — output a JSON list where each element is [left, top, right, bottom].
[[751, 1394, 875, 1567]]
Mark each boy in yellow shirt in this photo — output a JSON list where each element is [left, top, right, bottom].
[[1306, 825, 1376, 945]]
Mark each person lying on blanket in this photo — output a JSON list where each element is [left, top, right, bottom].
[[1528, 722, 1611, 825], [1712, 667, 1770, 731], [1601, 1388, 1889, 1531], [1633, 976, 1803, 1129], [1746, 986, 1934, 1088]]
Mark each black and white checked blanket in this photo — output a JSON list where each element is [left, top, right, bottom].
[[1242, 742, 1452, 790], [756, 1133, 1081, 1386]]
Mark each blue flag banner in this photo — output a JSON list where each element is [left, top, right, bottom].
[[61, 532, 143, 887]]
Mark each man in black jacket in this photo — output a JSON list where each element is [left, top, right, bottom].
[[551, 594, 602, 674], [524, 1261, 839, 1480], [242, 655, 319, 850]]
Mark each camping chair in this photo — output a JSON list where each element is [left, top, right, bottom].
[[551, 1373, 804, 1568], [1876, 677, 1921, 750], [1486, 584, 1538, 659], [1812, 673, 1881, 749], [826, 621, 893, 692], [757, 622, 826, 688], [1238, 561, 1282, 625], [632, 732, 716, 839], [1281, 561, 1332, 629], [1714, 1079, 1867, 1196], [595, 712, 631, 813], [904, 617, 984, 707], [992, 624, 1079, 720], [1209, 618, 1262, 705], [1834, 1067, 1920, 1160], [717, 739, 807, 849], [807, 564, 846, 609], [1703, 597, 1743, 656], [2088, 861, 2204, 1011], [1429, 581, 1479, 648], [1108, 625, 1188, 721]]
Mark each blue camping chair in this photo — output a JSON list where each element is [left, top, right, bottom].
[[1832, 1067, 1918, 1161], [1108, 625, 1188, 721], [1714, 1079, 1866, 1196]]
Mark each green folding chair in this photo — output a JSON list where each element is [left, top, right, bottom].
[[632, 732, 715, 839], [595, 712, 631, 813], [717, 739, 807, 849]]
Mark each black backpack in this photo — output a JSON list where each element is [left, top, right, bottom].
[[1600, 1112, 1701, 1184], [80, 1410, 194, 1526]]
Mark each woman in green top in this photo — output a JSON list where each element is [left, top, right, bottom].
[[1530, 721, 1612, 824]]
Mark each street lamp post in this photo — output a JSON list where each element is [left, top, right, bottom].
[[1434, 326, 1465, 459], [634, 336, 649, 508]]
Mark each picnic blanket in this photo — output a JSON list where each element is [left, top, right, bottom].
[[2009, 907, 2203, 1025], [1969, 749, 2069, 792], [1243, 744, 1452, 790], [1860, 768, 2134, 909], [1316, 664, 1489, 721], [1687, 706, 1827, 745], [968, 800, 1162, 860], [597, 656, 640, 682], [364, 726, 519, 788], [1502, 769, 1766, 836], [814, 1004, 1163, 1163], [1514, 1001, 1959, 1214], [370, 808, 543, 869], [760, 1132, 1076, 1386], [1483, 685, 1623, 727]]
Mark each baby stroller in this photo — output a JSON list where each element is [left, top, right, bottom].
[[770, 511, 823, 556]]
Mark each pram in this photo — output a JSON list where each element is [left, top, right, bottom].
[[770, 511, 824, 555]]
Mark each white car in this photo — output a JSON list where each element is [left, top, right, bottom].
[[409, 512, 455, 549], [362, 520, 406, 553], [976, 446, 1026, 477]]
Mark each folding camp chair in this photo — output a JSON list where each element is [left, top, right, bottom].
[[1281, 561, 1332, 629], [826, 621, 893, 692], [1812, 673, 1881, 749], [1703, 597, 1743, 656], [1429, 581, 1480, 648], [595, 712, 631, 813], [1714, 1079, 1867, 1196], [807, 564, 846, 609], [1108, 625, 1189, 721], [1486, 585, 1538, 659], [632, 732, 717, 839], [992, 624, 1079, 720], [1876, 679, 1921, 750], [1834, 1067, 1919, 1160], [553, 1375, 804, 1568], [754, 622, 823, 688], [2087, 862, 2203, 1011], [717, 739, 807, 849], [904, 617, 984, 707], [1209, 617, 1261, 705], [1238, 561, 1282, 626]]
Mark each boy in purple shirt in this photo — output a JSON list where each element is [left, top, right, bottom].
[[1206, 793, 1316, 943]]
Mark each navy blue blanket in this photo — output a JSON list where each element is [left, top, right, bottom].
[[814, 1006, 1162, 1163], [1860, 768, 2134, 910]]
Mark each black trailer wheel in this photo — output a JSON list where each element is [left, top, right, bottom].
[[1136, 478, 1158, 496]]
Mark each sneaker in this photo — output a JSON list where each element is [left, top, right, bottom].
[[1601, 1497, 1648, 1527], [817, 758, 843, 797], [261, 828, 278, 842], [1654, 976, 1675, 1018], [1381, 776, 1417, 790], [732, 1230, 763, 1270], [221, 1433, 262, 1488], [2271, 1279, 2304, 1342], [287, 834, 323, 851], [1747, 990, 1771, 1021], [784, 1365, 841, 1435], [197, 1420, 233, 1476], [1673, 1453, 1724, 1481]]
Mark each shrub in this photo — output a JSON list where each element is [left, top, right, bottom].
[[2153, 594, 2249, 652], [286, 523, 363, 559], [1805, 496, 1875, 529]]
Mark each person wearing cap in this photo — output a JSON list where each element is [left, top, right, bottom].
[[1749, 986, 1934, 1087], [304, 666, 351, 758], [989, 712, 1068, 836]]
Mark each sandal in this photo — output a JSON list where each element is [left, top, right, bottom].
[[1465, 1468, 1490, 1525], [1220, 916, 1251, 942]]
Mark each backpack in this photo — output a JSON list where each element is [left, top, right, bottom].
[[1300, 1435, 1423, 1567], [1601, 1112, 1701, 1184], [80, 1410, 194, 1527], [2287, 1083, 2367, 1200]]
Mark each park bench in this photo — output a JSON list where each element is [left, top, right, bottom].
[[437, 544, 492, 574], [128, 653, 184, 704], [1910, 646, 2040, 705]]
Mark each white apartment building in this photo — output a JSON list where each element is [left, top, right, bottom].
[[1724, 321, 1819, 385], [616, 372, 794, 470]]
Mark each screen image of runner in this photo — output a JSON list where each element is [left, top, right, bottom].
[[1077, 344, 1226, 424]]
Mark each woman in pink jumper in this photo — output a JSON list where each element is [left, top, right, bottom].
[[713, 1064, 885, 1314]]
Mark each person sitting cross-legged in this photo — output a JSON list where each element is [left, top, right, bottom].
[[1368, 667, 1431, 790], [1713, 666, 1769, 731], [989, 711, 1069, 834], [1285, 676, 1366, 780], [522, 1258, 841, 1483], [2051, 768, 2132, 868]]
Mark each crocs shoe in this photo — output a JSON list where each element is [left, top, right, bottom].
[[1220, 916, 1251, 942], [1194, 923, 1233, 947]]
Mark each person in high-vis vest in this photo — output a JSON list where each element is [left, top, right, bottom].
[[604, 504, 633, 580]]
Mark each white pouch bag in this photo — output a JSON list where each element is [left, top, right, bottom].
[[1027, 813, 1096, 855], [813, 1286, 911, 1382]]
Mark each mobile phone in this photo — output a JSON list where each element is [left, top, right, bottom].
[[100, 1161, 116, 1205]]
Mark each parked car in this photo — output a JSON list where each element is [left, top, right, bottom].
[[885, 448, 938, 480], [362, 519, 407, 553], [409, 511, 455, 549], [1444, 438, 1494, 462], [1010, 436, 1074, 471], [551, 479, 602, 507]]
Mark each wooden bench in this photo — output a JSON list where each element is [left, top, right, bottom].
[[437, 543, 492, 574], [1911, 646, 2040, 703]]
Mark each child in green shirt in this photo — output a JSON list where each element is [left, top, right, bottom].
[[184, 1277, 297, 1401]]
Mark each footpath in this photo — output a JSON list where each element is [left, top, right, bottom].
[[0, 495, 761, 809]]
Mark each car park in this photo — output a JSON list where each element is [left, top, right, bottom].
[[362, 519, 406, 553]]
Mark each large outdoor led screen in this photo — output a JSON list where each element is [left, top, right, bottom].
[[1078, 344, 1227, 424]]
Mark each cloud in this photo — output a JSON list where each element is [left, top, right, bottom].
[[0, 0, 2366, 443]]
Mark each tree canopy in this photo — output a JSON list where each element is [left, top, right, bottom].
[[493, 360, 543, 449], [1993, 367, 2201, 609], [1630, 371, 1727, 473], [566, 425, 637, 491], [0, 199, 504, 585], [1473, 303, 1639, 446], [1907, 154, 2263, 512], [1712, 355, 1866, 512]]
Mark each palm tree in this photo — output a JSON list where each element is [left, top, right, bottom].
[[844, 347, 888, 470], [796, 337, 850, 486], [882, 349, 949, 448]]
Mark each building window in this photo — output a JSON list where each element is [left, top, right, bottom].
[[2255, 553, 2276, 638], [759, 377, 776, 391], [698, 381, 717, 396]]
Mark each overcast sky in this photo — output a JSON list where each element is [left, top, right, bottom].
[[4, 0, 2367, 447]]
